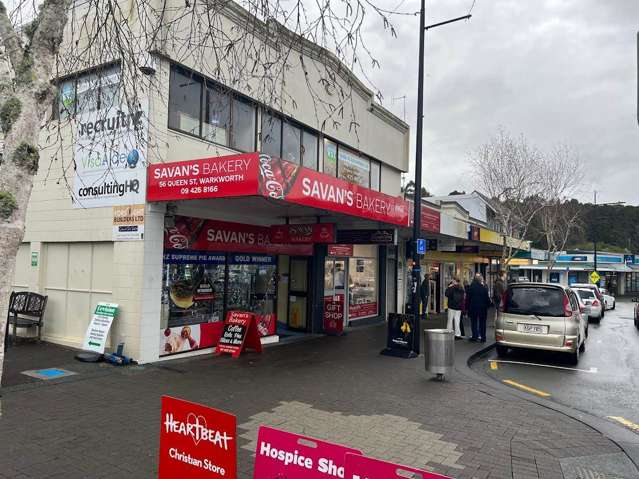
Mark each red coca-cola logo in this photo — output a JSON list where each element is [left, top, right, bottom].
[[259, 155, 284, 199]]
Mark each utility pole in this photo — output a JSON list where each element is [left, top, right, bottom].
[[410, 7, 471, 356], [593, 191, 598, 275]]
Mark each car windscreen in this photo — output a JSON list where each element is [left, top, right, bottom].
[[576, 290, 595, 300], [503, 287, 566, 317]]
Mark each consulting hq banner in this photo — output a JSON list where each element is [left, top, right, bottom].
[[72, 66, 148, 208]]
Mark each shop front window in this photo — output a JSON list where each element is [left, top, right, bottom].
[[227, 255, 278, 336], [160, 255, 226, 357], [348, 257, 378, 319]]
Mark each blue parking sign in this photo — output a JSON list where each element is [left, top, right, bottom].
[[416, 238, 426, 255]]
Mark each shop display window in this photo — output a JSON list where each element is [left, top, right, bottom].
[[348, 257, 378, 319], [227, 255, 277, 319], [160, 252, 278, 356], [162, 258, 226, 328]]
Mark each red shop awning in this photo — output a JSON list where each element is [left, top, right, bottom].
[[147, 152, 410, 227]]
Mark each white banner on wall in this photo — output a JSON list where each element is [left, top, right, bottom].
[[72, 66, 148, 208]]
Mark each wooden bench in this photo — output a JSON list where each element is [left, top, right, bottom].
[[4, 291, 48, 347]]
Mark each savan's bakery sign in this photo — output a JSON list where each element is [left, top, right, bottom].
[[148, 153, 409, 227]]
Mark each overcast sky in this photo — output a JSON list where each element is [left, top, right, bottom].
[[361, 0, 639, 205]]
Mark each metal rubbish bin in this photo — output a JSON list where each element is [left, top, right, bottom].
[[423, 329, 455, 381]]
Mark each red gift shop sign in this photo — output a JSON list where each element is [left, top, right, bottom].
[[149, 153, 410, 227], [323, 294, 345, 335], [158, 396, 237, 479]]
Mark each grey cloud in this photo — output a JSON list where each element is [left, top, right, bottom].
[[361, 0, 639, 204]]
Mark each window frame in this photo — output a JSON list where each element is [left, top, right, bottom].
[[168, 63, 258, 153], [260, 110, 320, 170]]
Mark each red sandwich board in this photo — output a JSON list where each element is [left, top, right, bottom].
[[158, 396, 237, 479], [323, 294, 345, 335], [344, 453, 451, 479], [215, 311, 262, 358], [253, 426, 362, 478]]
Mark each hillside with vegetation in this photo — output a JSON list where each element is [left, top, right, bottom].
[[529, 201, 639, 253]]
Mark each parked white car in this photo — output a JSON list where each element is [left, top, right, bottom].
[[574, 288, 603, 322], [599, 288, 616, 310]]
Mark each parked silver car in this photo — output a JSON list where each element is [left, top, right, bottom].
[[495, 283, 587, 364], [574, 288, 603, 322]]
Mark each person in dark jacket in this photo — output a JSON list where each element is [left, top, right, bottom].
[[419, 274, 430, 320], [467, 273, 492, 342], [445, 278, 465, 339], [492, 271, 506, 311]]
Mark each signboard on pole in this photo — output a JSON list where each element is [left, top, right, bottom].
[[158, 396, 237, 479], [416, 238, 426, 255], [344, 453, 450, 479], [215, 311, 262, 358], [253, 426, 361, 478], [590, 271, 601, 284], [82, 303, 118, 354]]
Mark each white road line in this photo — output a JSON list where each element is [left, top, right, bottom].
[[489, 359, 598, 374]]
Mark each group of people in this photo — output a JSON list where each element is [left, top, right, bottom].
[[443, 272, 506, 342]]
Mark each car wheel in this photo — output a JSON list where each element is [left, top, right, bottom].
[[579, 337, 586, 353], [496, 345, 508, 358], [569, 342, 580, 365], [586, 324, 589, 338], [612, 302, 615, 310]]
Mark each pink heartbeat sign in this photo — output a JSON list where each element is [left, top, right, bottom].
[[253, 426, 362, 478], [344, 453, 452, 479]]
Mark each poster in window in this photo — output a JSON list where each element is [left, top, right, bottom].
[[338, 148, 370, 188]]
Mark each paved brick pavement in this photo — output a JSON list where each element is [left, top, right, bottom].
[[0, 318, 628, 478]]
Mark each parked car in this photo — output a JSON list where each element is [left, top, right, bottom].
[[599, 288, 616, 310], [495, 283, 587, 364], [574, 288, 602, 322], [570, 283, 605, 319]]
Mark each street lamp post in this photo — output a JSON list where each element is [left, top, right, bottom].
[[410, 6, 471, 355], [591, 191, 625, 284]]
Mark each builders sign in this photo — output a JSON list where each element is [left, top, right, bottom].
[[159, 396, 237, 478]]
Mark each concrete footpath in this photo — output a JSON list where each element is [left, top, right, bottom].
[[0, 315, 635, 479]]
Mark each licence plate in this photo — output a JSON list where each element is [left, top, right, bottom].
[[517, 323, 548, 334]]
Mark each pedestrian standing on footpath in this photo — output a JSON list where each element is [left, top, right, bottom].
[[467, 273, 492, 342], [492, 271, 506, 312], [460, 279, 470, 337], [445, 277, 465, 340], [420, 273, 430, 320]]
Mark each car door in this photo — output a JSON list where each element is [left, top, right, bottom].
[[567, 290, 585, 344]]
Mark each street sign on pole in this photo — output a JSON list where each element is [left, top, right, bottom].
[[416, 238, 426, 255], [590, 271, 600, 284]]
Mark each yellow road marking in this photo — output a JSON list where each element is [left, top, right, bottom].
[[607, 416, 639, 432], [502, 379, 551, 398], [490, 361, 498, 370]]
